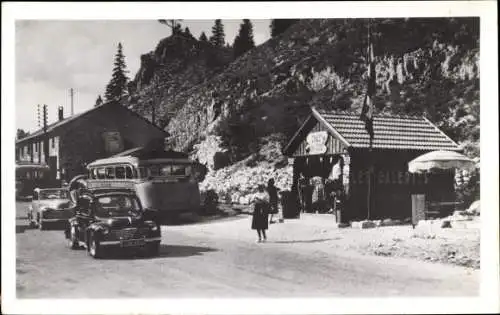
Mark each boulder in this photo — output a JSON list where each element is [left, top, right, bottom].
[[351, 220, 376, 229]]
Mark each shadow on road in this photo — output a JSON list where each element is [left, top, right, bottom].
[[158, 244, 218, 258], [165, 211, 244, 226], [16, 224, 31, 234], [270, 238, 341, 244], [104, 244, 218, 260]]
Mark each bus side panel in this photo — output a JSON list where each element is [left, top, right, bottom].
[[135, 181, 201, 213]]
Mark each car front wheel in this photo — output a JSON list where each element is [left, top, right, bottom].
[[38, 219, 46, 231], [146, 241, 161, 257], [88, 233, 103, 259]]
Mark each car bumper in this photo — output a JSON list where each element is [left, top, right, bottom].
[[99, 237, 161, 246], [40, 218, 70, 223]]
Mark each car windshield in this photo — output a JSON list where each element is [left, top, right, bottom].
[[94, 195, 141, 218], [39, 189, 69, 200]]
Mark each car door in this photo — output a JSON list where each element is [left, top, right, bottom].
[[75, 194, 94, 242]]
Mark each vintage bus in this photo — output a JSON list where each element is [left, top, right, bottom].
[[85, 149, 205, 223], [16, 163, 52, 199]]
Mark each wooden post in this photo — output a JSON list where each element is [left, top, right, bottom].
[[367, 148, 372, 221]]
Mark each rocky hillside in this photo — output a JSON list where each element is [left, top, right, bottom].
[[126, 18, 479, 203], [159, 19, 478, 154], [126, 34, 233, 127]]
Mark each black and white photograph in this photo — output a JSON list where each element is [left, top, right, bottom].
[[2, 1, 499, 314]]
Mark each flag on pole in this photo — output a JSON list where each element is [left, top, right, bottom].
[[360, 32, 375, 142]]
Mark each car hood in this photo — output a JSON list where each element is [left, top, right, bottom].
[[95, 215, 147, 229], [39, 199, 72, 210]]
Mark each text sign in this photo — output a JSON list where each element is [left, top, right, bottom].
[[306, 131, 328, 155], [351, 170, 429, 185]]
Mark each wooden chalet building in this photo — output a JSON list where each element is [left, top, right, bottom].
[[15, 101, 168, 182], [283, 107, 461, 222]]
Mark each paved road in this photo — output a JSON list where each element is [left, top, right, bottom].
[[15, 201, 479, 298]]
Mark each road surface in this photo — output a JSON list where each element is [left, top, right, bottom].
[[15, 201, 479, 298]]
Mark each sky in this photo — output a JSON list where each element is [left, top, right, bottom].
[[15, 19, 271, 133]]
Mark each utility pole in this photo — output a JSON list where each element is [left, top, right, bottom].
[[43, 105, 49, 164], [37, 104, 41, 128], [70, 88, 74, 116]]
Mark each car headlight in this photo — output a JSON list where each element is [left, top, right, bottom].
[[150, 224, 158, 231], [102, 228, 110, 235]]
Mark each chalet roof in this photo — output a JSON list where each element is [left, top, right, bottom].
[[16, 101, 168, 145], [284, 107, 461, 155]]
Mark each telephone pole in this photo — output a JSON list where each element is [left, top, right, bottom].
[[37, 104, 41, 128], [43, 104, 49, 164]]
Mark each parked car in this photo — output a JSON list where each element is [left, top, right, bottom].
[[64, 190, 161, 259], [27, 188, 74, 230]]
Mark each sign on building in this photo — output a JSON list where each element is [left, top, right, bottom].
[[102, 131, 124, 154], [305, 131, 328, 155]]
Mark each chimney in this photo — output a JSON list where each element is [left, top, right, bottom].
[[58, 106, 64, 121]]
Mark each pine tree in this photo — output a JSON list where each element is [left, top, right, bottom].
[[104, 42, 129, 102], [209, 19, 225, 47], [233, 19, 256, 58], [94, 95, 103, 107], [184, 27, 193, 38], [199, 31, 208, 42], [270, 19, 299, 37]]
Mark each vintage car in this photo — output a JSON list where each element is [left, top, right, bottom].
[[27, 188, 74, 230], [64, 190, 161, 258]]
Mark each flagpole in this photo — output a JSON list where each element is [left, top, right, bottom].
[[367, 19, 373, 221]]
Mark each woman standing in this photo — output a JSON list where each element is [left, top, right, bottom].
[[267, 178, 279, 224], [251, 184, 270, 243]]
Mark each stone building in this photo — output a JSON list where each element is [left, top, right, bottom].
[[15, 101, 168, 181]]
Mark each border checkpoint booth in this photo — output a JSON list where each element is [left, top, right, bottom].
[[282, 107, 462, 224]]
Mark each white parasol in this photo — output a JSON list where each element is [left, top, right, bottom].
[[408, 150, 476, 174]]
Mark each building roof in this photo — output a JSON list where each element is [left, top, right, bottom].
[[284, 107, 461, 154], [16, 101, 168, 145]]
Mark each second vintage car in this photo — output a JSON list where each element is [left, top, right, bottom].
[[64, 190, 161, 258], [27, 187, 74, 230]]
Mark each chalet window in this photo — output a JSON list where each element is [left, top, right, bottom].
[[51, 138, 55, 148]]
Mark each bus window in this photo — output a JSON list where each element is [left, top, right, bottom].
[[26, 171, 32, 179], [171, 165, 189, 176], [125, 166, 134, 179], [160, 165, 172, 176], [105, 167, 115, 179], [38, 171, 45, 179], [97, 168, 106, 179], [149, 165, 160, 177], [115, 166, 125, 179], [138, 167, 147, 179]]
